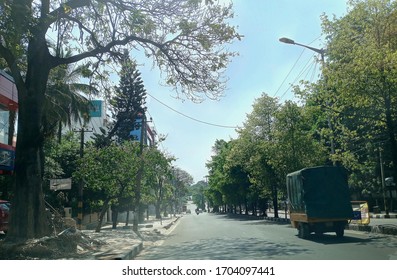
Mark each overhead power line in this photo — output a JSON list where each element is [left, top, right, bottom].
[[274, 36, 323, 100], [147, 93, 238, 129]]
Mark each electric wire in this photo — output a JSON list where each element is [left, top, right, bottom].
[[272, 48, 306, 98], [147, 93, 238, 129], [274, 36, 323, 100]]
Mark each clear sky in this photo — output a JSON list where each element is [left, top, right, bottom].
[[135, 0, 349, 183]]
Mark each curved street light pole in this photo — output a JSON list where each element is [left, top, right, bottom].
[[279, 37, 335, 162], [279, 37, 325, 61]]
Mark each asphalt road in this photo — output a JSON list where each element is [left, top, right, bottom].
[[135, 203, 397, 260]]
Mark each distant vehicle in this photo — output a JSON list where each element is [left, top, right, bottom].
[[0, 200, 10, 233], [286, 166, 353, 239]]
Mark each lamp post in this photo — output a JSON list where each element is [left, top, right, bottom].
[[279, 37, 325, 60], [279, 37, 335, 162]]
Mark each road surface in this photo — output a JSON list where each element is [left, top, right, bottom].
[[136, 203, 397, 260]]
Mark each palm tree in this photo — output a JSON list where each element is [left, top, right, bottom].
[[43, 55, 98, 143]]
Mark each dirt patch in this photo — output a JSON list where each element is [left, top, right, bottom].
[[0, 228, 105, 260]]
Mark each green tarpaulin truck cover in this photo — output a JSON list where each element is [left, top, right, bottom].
[[287, 166, 353, 219]]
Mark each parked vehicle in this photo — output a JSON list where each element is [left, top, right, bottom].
[[286, 166, 353, 239], [0, 200, 10, 233]]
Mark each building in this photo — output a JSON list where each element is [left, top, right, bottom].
[[0, 70, 18, 174], [69, 100, 156, 147], [85, 99, 108, 141], [129, 113, 156, 147]]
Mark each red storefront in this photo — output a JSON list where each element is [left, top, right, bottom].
[[0, 70, 18, 174]]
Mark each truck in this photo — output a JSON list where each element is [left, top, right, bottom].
[[286, 166, 353, 239]]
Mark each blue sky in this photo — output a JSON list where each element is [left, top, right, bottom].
[[136, 0, 349, 183]]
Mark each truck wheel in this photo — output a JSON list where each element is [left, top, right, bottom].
[[315, 230, 324, 236], [336, 228, 344, 238], [298, 223, 310, 239]]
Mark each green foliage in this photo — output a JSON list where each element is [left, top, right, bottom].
[[74, 141, 141, 211], [44, 132, 81, 181], [322, 0, 397, 191], [206, 93, 329, 213], [190, 181, 208, 209], [141, 147, 174, 217], [43, 132, 81, 211], [44, 55, 96, 137], [92, 56, 147, 147]]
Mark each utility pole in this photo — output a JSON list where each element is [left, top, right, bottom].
[[133, 113, 146, 232], [279, 37, 336, 164], [379, 148, 390, 218], [73, 126, 93, 229]]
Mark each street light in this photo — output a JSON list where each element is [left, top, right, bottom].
[[279, 37, 335, 161], [279, 37, 325, 61]]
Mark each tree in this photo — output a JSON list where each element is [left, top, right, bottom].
[[0, 0, 241, 240], [170, 167, 193, 214], [93, 55, 147, 147], [90, 55, 148, 227], [74, 141, 140, 232], [43, 132, 81, 191], [206, 139, 233, 212], [271, 101, 327, 175], [207, 93, 329, 217], [321, 0, 397, 199], [44, 58, 96, 143], [190, 180, 208, 210], [142, 147, 174, 219], [235, 93, 280, 215]]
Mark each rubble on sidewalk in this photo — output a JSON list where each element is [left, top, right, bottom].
[[0, 216, 180, 260]]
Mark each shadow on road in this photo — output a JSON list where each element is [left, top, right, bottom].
[[302, 233, 371, 245], [215, 213, 266, 221], [135, 236, 310, 260]]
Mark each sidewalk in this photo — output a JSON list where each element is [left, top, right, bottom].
[[265, 210, 397, 220], [370, 212, 397, 219], [264, 210, 397, 236], [77, 215, 180, 260]]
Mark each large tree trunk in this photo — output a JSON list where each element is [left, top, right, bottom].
[[155, 201, 161, 219], [95, 199, 111, 233], [111, 205, 118, 229], [6, 36, 52, 241]]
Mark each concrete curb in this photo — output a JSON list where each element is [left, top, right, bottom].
[[347, 223, 397, 235], [163, 216, 180, 230], [94, 242, 143, 260], [370, 214, 397, 219], [262, 216, 397, 236]]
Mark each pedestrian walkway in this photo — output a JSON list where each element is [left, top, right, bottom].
[[78, 216, 180, 260], [266, 210, 397, 220], [370, 212, 397, 219], [264, 210, 397, 236]]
